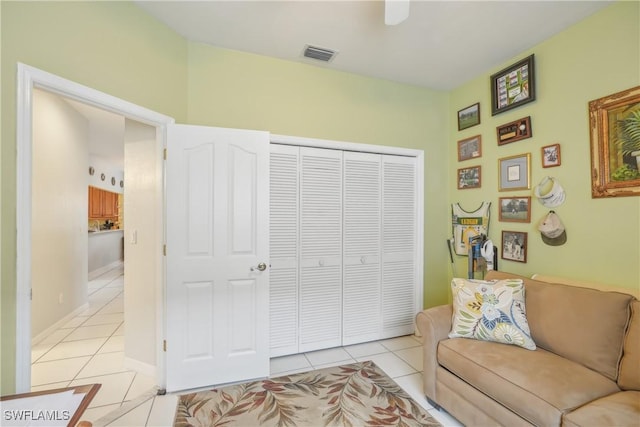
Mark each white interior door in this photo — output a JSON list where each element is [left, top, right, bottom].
[[381, 155, 417, 338], [165, 124, 270, 392], [269, 144, 300, 357], [343, 151, 382, 345], [299, 147, 343, 352]]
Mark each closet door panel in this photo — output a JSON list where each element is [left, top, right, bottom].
[[299, 147, 343, 352], [342, 152, 381, 345], [381, 155, 417, 338], [269, 145, 299, 356]]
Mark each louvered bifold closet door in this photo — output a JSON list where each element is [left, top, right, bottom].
[[381, 155, 417, 338], [269, 144, 299, 357], [299, 147, 343, 352], [342, 152, 382, 345]]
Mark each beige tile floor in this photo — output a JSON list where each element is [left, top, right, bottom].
[[31, 265, 462, 426]]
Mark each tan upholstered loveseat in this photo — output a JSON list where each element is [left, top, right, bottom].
[[416, 271, 640, 426]]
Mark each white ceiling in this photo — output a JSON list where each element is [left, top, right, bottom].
[[134, 0, 612, 90]]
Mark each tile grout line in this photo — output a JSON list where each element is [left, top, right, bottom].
[[32, 266, 125, 390], [95, 388, 158, 427]]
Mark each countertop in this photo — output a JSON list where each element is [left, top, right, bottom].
[[88, 229, 124, 235]]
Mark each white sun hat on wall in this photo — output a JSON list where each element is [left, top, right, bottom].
[[534, 176, 566, 208]]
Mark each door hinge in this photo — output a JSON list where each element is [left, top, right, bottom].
[[163, 148, 167, 160], [163, 244, 166, 256], [163, 340, 167, 352]]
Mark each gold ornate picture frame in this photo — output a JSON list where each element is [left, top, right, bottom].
[[589, 85, 640, 198], [498, 153, 531, 191]]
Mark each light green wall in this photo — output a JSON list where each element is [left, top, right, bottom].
[[0, 1, 450, 395], [186, 42, 452, 310], [2, 0, 638, 396], [1, 1, 188, 395], [449, 1, 640, 291]]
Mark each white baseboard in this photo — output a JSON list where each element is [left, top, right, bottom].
[[124, 356, 157, 378], [89, 259, 124, 280], [32, 302, 89, 345]]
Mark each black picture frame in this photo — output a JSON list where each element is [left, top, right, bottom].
[[457, 102, 481, 131], [490, 54, 536, 116]]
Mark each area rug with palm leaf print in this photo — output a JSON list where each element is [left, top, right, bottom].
[[174, 360, 442, 427]]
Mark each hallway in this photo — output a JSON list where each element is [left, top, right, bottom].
[[29, 264, 160, 421]]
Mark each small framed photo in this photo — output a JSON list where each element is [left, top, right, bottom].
[[457, 165, 481, 189], [457, 102, 480, 131], [542, 143, 561, 168], [499, 153, 531, 191], [497, 116, 532, 146], [457, 135, 482, 162], [490, 54, 536, 116], [498, 196, 531, 223], [501, 231, 527, 263]]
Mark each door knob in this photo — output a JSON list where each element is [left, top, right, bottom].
[[251, 262, 267, 272]]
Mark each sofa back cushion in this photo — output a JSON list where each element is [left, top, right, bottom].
[[618, 299, 640, 390], [485, 271, 633, 381]]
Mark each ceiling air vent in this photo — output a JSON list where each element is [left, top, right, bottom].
[[303, 45, 337, 62]]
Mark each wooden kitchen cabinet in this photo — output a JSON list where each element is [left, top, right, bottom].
[[89, 186, 103, 218], [102, 190, 118, 217], [89, 186, 119, 219]]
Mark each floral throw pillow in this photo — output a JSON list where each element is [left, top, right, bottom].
[[448, 278, 536, 350]]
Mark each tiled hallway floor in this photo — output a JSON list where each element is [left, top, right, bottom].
[[30, 264, 162, 423], [30, 264, 462, 426]]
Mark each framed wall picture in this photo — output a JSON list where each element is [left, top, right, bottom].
[[542, 143, 561, 168], [457, 135, 482, 161], [497, 116, 532, 145], [490, 54, 536, 116], [458, 102, 480, 131], [498, 196, 531, 223], [589, 85, 640, 198], [501, 231, 527, 263], [498, 153, 531, 191], [457, 165, 481, 189]]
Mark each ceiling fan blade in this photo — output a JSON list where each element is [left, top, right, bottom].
[[385, 0, 410, 26]]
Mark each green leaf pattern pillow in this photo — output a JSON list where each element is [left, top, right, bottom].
[[449, 278, 536, 350]]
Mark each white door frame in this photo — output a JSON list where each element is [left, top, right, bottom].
[[15, 63, 174, 392]]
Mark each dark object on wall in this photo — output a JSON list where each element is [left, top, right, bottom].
[[491, 54, 536, 116], [458, 102, 480, 131], [497, 116, 532, 145]]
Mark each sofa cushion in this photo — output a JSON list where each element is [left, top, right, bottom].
[[562, 391, 640, 427], [438, 337, 620, 426], [448, 277, 536, 350], [485, 271, 633, 381], [619, 300, 640, 390]]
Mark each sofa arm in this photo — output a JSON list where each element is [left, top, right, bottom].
[[415, 305, 453, 401]]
